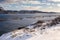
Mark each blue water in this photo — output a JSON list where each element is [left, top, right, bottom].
[[0, 14, 38, 36], [0, 13, 60, 36]]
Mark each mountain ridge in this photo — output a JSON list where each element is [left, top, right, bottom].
[[0, 7, 57, 14]]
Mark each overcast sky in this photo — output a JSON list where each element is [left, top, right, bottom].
[[0, 0, 60, 12]]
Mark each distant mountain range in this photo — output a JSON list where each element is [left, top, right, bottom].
[[0, 7, 57, 14]]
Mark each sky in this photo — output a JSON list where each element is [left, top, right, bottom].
[[0, 0, 60, 12]]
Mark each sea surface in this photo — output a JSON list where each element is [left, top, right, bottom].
[[0, 13, 60, 36]]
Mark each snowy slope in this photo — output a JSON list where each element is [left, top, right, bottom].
[[28, 24, 60, 40], [0, 23, 60, 40]]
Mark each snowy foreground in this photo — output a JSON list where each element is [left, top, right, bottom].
[[0, 24, 60, 40]]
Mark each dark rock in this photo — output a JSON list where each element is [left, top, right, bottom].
[[17, 27, 25, 29]]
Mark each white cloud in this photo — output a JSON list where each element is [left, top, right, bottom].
[[7, 0, 41, 5], [2, 0, 18, 3], [0, 0, 21, 4], [21, 6, 42, 10], [57, 4, 60, 7], [1, 0, 39, 4], [0, 0, 60, 12], [49, 0, 60, 2], [28, 1, 41, 4], [21, 1, 41, 5]]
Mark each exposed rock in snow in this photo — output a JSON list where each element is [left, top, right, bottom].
[[0, 16, 60, 40], [0, 23, 60, 40]]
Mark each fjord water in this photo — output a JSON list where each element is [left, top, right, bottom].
[[0, 13, 60, 36]]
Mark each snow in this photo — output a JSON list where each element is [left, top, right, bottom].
[[0, 24, 60, 40], [28, 25, 60, 40]]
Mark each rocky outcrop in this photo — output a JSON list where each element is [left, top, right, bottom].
[[0, 7, 8, 14]]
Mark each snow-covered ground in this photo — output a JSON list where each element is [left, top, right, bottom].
[[0, 23, 60, 40]]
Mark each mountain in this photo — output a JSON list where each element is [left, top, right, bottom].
[[19, 10, 48, 13], [0, 7, 8, 14], [0, 7, 57, 14], [6, 10, 57, 14]]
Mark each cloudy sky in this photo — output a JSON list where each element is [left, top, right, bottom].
[[0, 0, 60, 12]]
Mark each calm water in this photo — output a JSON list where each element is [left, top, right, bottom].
[[0, 13, 60, 36]]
